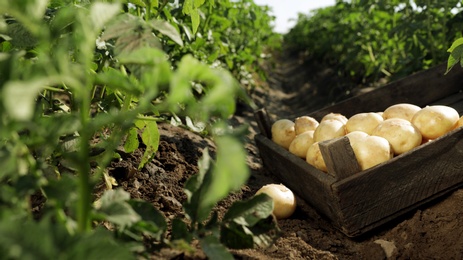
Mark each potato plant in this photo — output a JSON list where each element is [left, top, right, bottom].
[[0, 0, 280, 258], [285, 0, 463, 100]]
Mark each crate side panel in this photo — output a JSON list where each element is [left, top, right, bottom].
[[254, 134, 341, 224], [307, 63, 463, 120], [332, 128, 463, 234]]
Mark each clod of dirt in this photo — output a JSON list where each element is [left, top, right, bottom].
[[374, 239, 397, 258]]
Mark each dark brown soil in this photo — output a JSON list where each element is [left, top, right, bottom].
[[106, 53, 463, 259]]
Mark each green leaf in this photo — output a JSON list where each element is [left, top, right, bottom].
[[220, 224, 254, 249], [446, 38, 463, 74], [171, 218, 192, 242], [117, 46, 166, 66], [101, 14, 161, 56], [0, 216, 135, 260], [138, 120, 160, 169], [222, 193, 273, 226], [190, 9, 200, 34], [7, 0, 48, 21], [95, 68, 143, 95], [68, 227, 136, 260], [90, 3, 121, 34], [6, 23, 37, 48], [184, 148, 210, 201], [183, 148, 212, 222], [198, 69, 240, 119], [128, 199, 167, 240], [124, 127, 140, 153], [220, 194, 280, 249], [200, 236, 234, 260], [96, 189, 141, 229], [201, 135, 249, 209], [3, 79, 46, 121], [150, 19, 183, 46]]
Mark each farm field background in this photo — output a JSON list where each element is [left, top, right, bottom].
[[1, 0, 463, 259]]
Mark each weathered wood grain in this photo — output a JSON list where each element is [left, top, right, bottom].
[[254, 108, 272, 139], [319, 136, 361, 181], [254, 63, 463, 237], [254, 135, 342, 225], [307, 63, 463, 120], [332, 127, 463, 236]]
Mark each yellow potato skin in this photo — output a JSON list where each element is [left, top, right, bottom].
[[271, 119, 296, 150], [313, 119, 346, 143], [321, 113, 348, 125], [372, 118, 422, 155], [455, 115, 463, 129], [383, 103, 421, 121], [289, 130, 315, 159], [306, 142, 327, 172], [294, 116, 319, 135], [346, 112, 384, 135], [411, 105, 459, 139], [349, 135, 393, 171], [256, 184, 296, 220]]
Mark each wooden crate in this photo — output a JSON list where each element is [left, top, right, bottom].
[[254, 63, 463, 237]]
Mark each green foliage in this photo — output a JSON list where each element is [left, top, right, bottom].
[[178, 148, 280, 258], [446, 37, 463, 73], [285, 0, 463, 94], [0, 0, 280, 258]]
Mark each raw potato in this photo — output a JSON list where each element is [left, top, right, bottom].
[[256, 184, 296, 219], [321, 113, 348, 124], [347, 133, 393, 171], [411, 105, 459, 139], [289, 130, 315, 159], [382, 103, 421, 121], [306, 142, 327, 172], [346, 112, 384, 135], [313, 119, 346, 143], [455, 115, 463, 129], [294, 116, 319, 135], [271, 119, 296, 150], [345, 131, 369, 144], [372, 118, 422, 155]]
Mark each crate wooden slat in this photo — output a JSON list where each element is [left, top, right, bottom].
[[255, 63, 463, 237], [307, 63, 463, 120]]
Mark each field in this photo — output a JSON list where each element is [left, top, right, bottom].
[[2, 1, 463, 259], [139, 53, 463, 259]]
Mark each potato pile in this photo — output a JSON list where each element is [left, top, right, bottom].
[[271, 103, 463, 173]]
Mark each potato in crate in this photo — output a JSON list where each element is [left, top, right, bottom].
[[254, 63, 463, 237]]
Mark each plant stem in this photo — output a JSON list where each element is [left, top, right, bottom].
[[76, 92, 92, 233]]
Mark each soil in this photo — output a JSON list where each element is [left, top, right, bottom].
[[107, 52, 463, 259]]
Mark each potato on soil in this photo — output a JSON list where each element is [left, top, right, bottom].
[[346, 112, 384, 135], [383, 103, 421, 121], [313, 119, 346, 143], [347, 132, 393, 171], [256, 184, 297, 220], [289, 130, 315, 159], [411, 105, 459, 139], [294, 116, 319, 135], [306, 142, 327, 172], [372, 118, 422, 155], [321, 113, 348, 124], [271, 119, 296, 150]]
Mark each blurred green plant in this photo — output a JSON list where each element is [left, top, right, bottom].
[[0, 0, 280, 258], [285, 0, 463, 98]]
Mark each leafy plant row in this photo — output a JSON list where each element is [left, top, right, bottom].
[[0, 0, 280, 259], [285, 0, 463, 91]]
